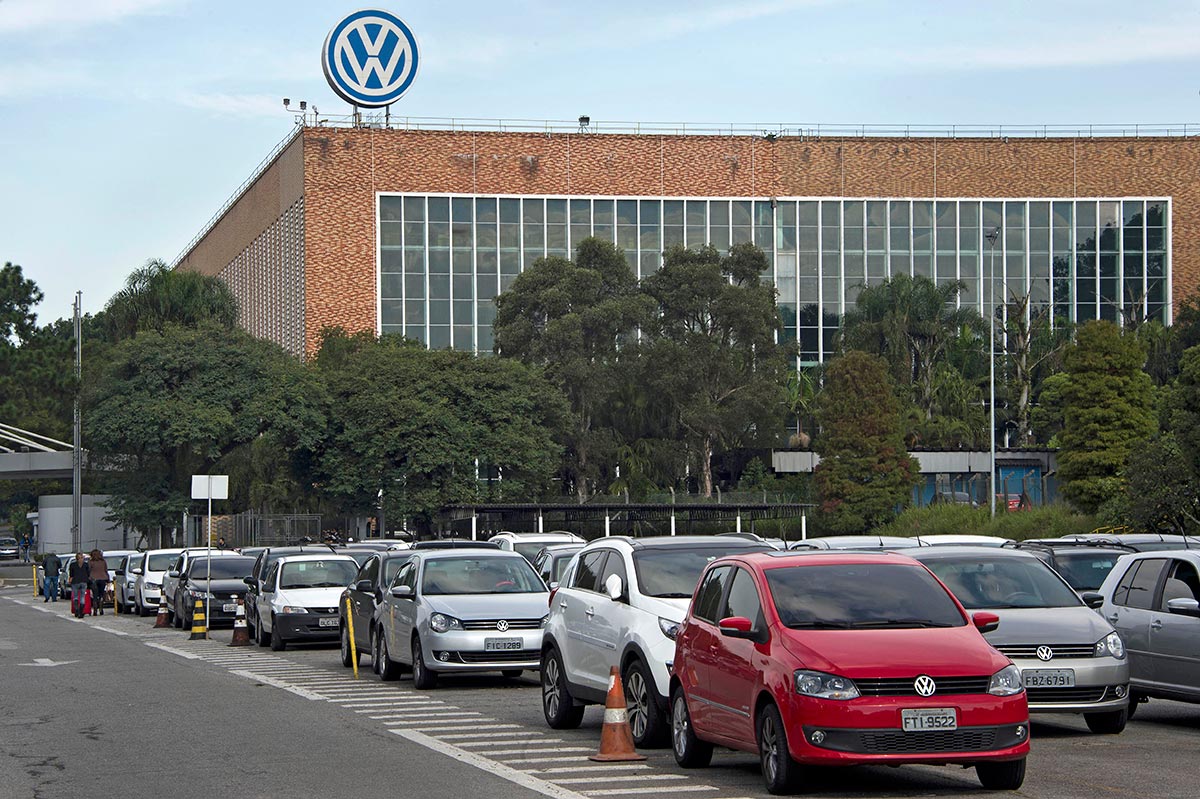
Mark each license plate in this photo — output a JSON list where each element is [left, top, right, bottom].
[[484, 637, 523, 651], [1023, 668, 1075, 687], [222, 603, 237, 613], [901, 708, 958, 731], [318, 617, 338, 628]]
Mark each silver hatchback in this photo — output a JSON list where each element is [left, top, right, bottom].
[[373, 550, 549, 689], [911, 547, 1130, 734]]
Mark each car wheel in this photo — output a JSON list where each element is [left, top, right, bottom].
[[1085, 708, 1128, 734], [624, 658, 668, 747], [340, 624, 360, 668], [270, 617, 286, 651], [501, 669, 523, 679], [411, 636, 438, 690], [976, 758, 1027, 790], [671, 685, 713, 768], [173, 599, 183, 628], [134, 596, 144, 616], [541, 648, 584, 729], [377, 634, 401, 681], [758, 702, 801, 795]]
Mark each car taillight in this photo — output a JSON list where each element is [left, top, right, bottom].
[[548, 587, 558, 607]]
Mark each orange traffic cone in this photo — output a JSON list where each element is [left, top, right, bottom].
[[229, 598, 250, 647], [589, 666, 647, 762], [153, 594, 170, 628]]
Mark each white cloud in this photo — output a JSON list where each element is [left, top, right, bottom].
[[173, 90, 287, 118], [0, 0, 182, 33]]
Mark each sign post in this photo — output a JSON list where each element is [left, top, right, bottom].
[[192, 475, 229, 638]]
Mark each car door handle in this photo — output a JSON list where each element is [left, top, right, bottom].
[[1151, 620, 1163, 630], [559, 601, 568, 609], [1106, 615, 1119, 624], [585, 607, 595, 618]]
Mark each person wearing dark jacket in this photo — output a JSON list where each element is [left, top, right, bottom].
[[88, 549, 108, 616], [67, 553, 90, 618], [42, 552, 62, 602]]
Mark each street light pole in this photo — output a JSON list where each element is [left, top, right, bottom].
[[985, 227, 1001, 519]]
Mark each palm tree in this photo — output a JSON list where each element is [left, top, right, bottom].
[[103, 259, 238, 341]]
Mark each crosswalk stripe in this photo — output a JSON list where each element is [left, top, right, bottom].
[[582, 786, 717, 796], [556, 775, 688, 785]]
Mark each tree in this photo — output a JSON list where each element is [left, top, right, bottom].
[[1000, 291, 1072, 446], [841, 274, 985, 421], [783, 368, 820, 449], [313, 330, 566, 531], [1058, 321, 1157, 514], [1171, 345, 1200, 475], [1125, 433, 1200, 534], [640, 244, 792, 496], [813, 351, 920, 532], [494, 238, 654, 501], [102, 259, 238, 342], [0, 262, 43, 343], [85, 323, 325, 537]]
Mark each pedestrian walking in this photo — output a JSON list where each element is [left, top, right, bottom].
[[42, 551, 62, 602], [88, 549, 109, 616], [67, 553, 90, 618], [21, 533, 32, 563]]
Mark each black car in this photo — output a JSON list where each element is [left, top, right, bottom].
[[245, 545, 339, 642], [1016, 539, 1133, 593], [176, 555, 256, 628], [338, 550, 416, 668], [1060, 533, 1200, 552]]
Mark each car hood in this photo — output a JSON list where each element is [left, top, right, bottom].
[[276, 587, 346, 610], [779, 624, 1008, 677], [981, 606, 1112, 645], [423, 593, 550, 619], [185, 578, 246, 597]]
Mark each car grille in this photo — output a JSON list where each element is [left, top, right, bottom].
[[460, 619, 542, 631], [855, 676, 991, 696], [456, 650, 539, 663], [995, 644, 1095, 659], [858, 728, 999, 754], [1027, 686, 1109, 703]]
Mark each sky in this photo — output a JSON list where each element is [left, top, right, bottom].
[[4, 0, 1200, 323]]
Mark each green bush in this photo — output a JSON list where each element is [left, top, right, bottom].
[[875, 503, 1097, 541]]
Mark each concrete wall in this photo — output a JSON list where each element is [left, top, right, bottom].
[[36, 495, 128, 555]]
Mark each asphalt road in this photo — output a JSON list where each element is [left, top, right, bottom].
[[3, 586, 1198, 799]]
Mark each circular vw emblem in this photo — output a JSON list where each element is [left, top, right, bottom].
[[914, 675, 937, 697], [1036, 646, 1054, 661], [496, 620, 509, 632], [322, 9, 420, 107]]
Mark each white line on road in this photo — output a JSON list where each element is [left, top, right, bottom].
[[375, 719, 500, 728], [582, 786, 717, 796], [229, 670, 324, 700], [391, 730, 591, 799], [473, 747, 593, 756], [145, 642, 202, 659], [502, 757, 601, 765], [522, 765, 649, 775], [555, 774, 689, 785], [379, 712, 483, 722], [458, 739, 566, 748], [438, 731, 547, 740]]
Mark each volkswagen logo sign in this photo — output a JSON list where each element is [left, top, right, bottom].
[[496, 620, 509, 632], [322, 9, 420, 108], [1036, 646, 1054, 661], [914, 675, 937, 697]]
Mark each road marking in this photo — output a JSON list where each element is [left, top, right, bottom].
[[376, 719, 500, 728], [439, 731, 547, 740], [229, 670, 324, 700], [556, 774, 690, 785], [476, 747, 593, 756], [458, 739, 566, 748], [380, 712, 483, 722], [351, 702, 445, 712], [522, 765, 650, 775], [18, 658, 79, 667], [396, 723, 524, 732], [145, 642, 202, 659], [392, 730, 591, 799], [503, 756, 602, 765], [582, 787, 717, 796]]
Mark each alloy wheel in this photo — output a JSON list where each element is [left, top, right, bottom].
[[626, 669, 649, 741], [543, 656, 561, 718], [761, 712, 779, 785]]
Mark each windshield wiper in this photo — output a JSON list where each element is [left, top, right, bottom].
[[786, 620, 853, 629], [649, 592, 694, 598], [849, 618, 954, 628]]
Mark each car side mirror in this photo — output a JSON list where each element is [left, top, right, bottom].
[[972, 611, 1000, 633], [242, 576, 255, 587], [548, 580, 559, 590], [1166, 597, 1200, 618], [168, 570, 180, 578], [1080, 592, 1104, 610], [115, 569, 124, 576], [390, 585, 414, 600], [604, 574, 624, 601], [132, 568, 143, 575], [718, 616, 755, 639], [355, 579, 373, 593]]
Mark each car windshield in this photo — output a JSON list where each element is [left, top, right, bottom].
[[766, 563, 966, 628], [551, 555, 575, 583], [421, 557, 544, 595], [633, 546, 765, 598], [922, 557, 1082, 609], [338, 550, 374, 566], [279, 560, 358, 589], [1051, 551, 1123, 590], [146, 553, 177, 571], [189, 558, 255, 581], [128, 554, 144, 569], [514, 541, 559, 561], [0, 538, 17, 546]]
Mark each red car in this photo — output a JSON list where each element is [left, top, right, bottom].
[[670, 551, 1030, 794]]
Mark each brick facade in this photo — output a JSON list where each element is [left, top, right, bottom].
[[179, 126, 1200, 356]]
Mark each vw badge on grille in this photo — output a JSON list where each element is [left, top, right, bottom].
[[496, 620, 509, 632], [1036, 646, 1054, 661], [914, 675, 937, 697]]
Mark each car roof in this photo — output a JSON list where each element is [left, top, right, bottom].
[[541, 543, 584, 554], [492, 531, 581, 540], [791, 535, 923, 549], [739, 550, 923, 568], [593, 535, 773, 551], [1120, 549, 1200, 562], [1017, 539, 1136, 553], [273, 553, 357, 564], [908, 545, 1042, 561], [914, 534, 1013, 546], [145, 548, 185, 555], [410, 549, 528, 561], [411, 539, 501, 549]]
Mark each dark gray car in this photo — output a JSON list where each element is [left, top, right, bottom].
[[1094, 550, 1200, 716]]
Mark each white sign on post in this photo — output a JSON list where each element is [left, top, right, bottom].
[[191, 475, 228, 500]]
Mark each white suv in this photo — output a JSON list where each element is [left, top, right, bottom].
[[540, 535, 769, 746], [132, 548, 184, 615], [490, 531, 584, 563]]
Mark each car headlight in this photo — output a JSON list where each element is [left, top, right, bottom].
[[539, 614, 549, 629], [280, 605, 309, 614], [989, 664, 1024, 696], [659, 617, 681, 640], [429, 613, 462, 633], [794, 670, 860, 700], [188, 589, 215, 599], [1095, 632, 1125, 659]]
